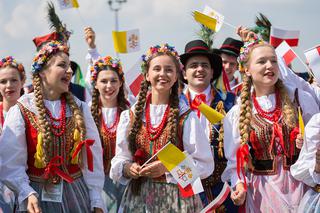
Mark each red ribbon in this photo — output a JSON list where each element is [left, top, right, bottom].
[[133, 149, 147, 165], [72, 139, 95, 172], [269, 122, 285, 155], [43, 156, 74, 183], [190, 94, 206, 118], [236, 144, 249, 191]]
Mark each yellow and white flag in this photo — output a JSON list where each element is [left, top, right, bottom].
[[193, 11, 217, 32], [57, 0, 79, 9], [112, 29, 140, 53], [157, 143, 199, 188], [203, 6, 224, 32]]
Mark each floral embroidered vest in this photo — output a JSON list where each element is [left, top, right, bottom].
[[17, 103, 82, 183]]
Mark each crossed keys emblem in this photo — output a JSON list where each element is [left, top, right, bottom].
[[128, 34, 139, 49], [176, 165, 193, 182]]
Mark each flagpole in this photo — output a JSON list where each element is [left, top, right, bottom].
[[296, 54, 316, 78], [141, 142, 172, 168], [108, 0, 127, 58], [223, 20, 237, 30]]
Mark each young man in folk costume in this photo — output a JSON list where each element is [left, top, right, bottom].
[[180, 40, 237, 211], [213, 38, 244, 96]]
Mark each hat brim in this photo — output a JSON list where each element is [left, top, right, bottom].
[[212, 48, 238, 58], [180, 52, 222, 84]]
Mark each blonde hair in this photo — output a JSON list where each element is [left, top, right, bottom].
[[239, 43, 297, 146], [32, 61, 87, 166]]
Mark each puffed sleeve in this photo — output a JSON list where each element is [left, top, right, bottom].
[[80, 102, 106, 212], [182, 111, 214, 179], [278, 55, 320, 107], [298, 88, 320, 123], [0, 105, 37, 211], [110, 109, 132, 185], [291, 113, 320, 186], [221, 104, 247, 188]]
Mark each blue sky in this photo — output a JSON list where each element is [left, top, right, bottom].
[[1, 0, 319, 84]]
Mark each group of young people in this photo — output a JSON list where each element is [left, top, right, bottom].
[[0, 25, 320, 213]]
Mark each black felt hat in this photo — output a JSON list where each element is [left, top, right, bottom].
[[213, 37, 244, 57], [180, 40, 222, 84]]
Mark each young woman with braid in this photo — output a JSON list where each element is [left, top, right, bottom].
[[90, 56, 128, 212], [110, 44, 213, 212], [221, 27, 319, 212], [0, 41, 105, 213], [0, 56, 25, 212]]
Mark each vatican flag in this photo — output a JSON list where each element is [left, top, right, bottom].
[[112, 29, 140, 53]]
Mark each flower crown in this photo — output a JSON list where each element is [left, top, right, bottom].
[[0, 56, 25, 76], [238, 36, 264, 72], [141, 43, 182, 73], [90, 56, 124, 86], [31, 40, 69, 74]]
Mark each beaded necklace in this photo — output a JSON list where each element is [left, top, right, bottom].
[[45, 97, 66, 137], [145, 93, 170, 141]]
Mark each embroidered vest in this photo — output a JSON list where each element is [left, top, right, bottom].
[[18, 103, 82, 183], [129, 109, 190, 182], [100, 124, 116, 175], [248, 114, 300, 175]]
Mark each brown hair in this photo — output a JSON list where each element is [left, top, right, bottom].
[[128, 53, 180, 194], [91, 66, 128, 130]]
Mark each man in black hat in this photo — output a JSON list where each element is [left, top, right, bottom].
[[213, 37, 243, 95], [180, 40, 237, 211]]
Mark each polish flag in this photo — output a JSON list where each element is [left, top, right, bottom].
[[178, 177, 204, 198], [125, 60, 144, 96], [275, 41, 297, 66], [270, 27, 300, 48], [304, 45, 320, 82], [200, 182, 231, 213]]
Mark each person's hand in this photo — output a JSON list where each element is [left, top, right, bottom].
[[230, 182, 246, 206], [139, 160, 168, 178], [123, 162, 141, 179], [295, 133, 304, 149], [315, 148, 320, 173], [236, 26, 256, 42], [84, 27, 96, 49], [27, 194, 41, 213], [94, 207, 104, 213]]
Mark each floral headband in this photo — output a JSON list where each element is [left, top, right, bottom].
[[238, 35, 264, 72], [90, 56, 124, 86], [0, 56, 25, 74], [31, 40, 69, 74], [141, 43, 182, 73]]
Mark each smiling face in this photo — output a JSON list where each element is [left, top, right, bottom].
[[0, 66, 24, 103], [245, 45, 279, 90], [221, 53, 238, 81], [39, 51, 72, 100], [95, 69, 122, 105], [146, 55, 178, 94], [183, 55, 213, 93]]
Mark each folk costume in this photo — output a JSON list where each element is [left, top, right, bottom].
[[110, 44, 214, 212], [180, 40, 237, 211], [90, 56, 127, 212], [0, 56, 25, 213], [222, 37, 320, 212], [291, 113, 320, 213], [0, 41, 105, 212]]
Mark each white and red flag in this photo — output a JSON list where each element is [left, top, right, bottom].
[[125, 60, 144, 97], [270, 27, 300, 48], [200, 182, 231, 213], [275, 41, 297, 66], [178, 177, 204, 198], [304, 45, 320, 82]]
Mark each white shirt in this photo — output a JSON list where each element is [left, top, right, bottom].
[[186, 85, 214, 140], [221, 86, 319, 188], [0, 93, 105, 211], [110, 97, 214, 185], [101, 107, 118, 127], [291, 113, 320, 187]]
